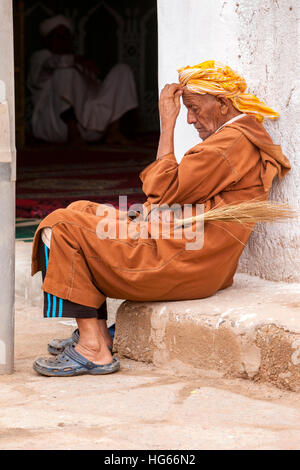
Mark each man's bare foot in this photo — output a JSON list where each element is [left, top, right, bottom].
[[75, 341, 113, 365], [98, 319, 113, 349], [75, 318, 113, 365]]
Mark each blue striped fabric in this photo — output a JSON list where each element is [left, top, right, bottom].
[[44, 244, 49, 267], [58, 298, 63, 318], [44, 243, 63, 318], [52, 295, 57, 318], [46, 293, 51, 318]]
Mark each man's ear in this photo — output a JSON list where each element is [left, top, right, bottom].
[[216, 95, 229, 115]]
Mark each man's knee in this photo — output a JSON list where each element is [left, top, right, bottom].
[[109, 63, 132, 77], [41, 227, 52, 249], [41, 201, 96, 229], [39, 208, 66, 230], [67, 200, 97, 214], [67, 200, 90, 211]]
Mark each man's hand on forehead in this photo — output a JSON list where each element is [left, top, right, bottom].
[[159, 83, 183, 130], [156, 83, 183, 159], [162, 83, 183, 96]]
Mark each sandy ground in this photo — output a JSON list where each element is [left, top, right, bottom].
[[0, 300, 299, 450]]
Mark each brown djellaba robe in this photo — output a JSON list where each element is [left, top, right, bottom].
[[31, 115, 291, 308]]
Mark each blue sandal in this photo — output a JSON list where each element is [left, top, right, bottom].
[[47, 328, 80, 355], [48, 325, 115, 356], [33, 344, 120, 377]]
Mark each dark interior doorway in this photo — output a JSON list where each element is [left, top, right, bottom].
[[14, 0, 159, 237]]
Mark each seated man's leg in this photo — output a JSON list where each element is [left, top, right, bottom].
[[97, 302, 113, 349], [100, 63, 138, 122], [34, 237, 117, 376], [47, 297, 113, 355], [44, 201, 114, 351], [66, 200, 100, 214], [33, 67, 87, 143], [75, 317, 112, 365], [42, 67, 99, 144], [76, 63, 138, 144], [100, 64, 138, 145]]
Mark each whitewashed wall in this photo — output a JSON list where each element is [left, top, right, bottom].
[[0, 0, 15, 374], [157, 0, 300, 283], [0, 1, 15, 166]]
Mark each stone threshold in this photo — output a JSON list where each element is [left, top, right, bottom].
[[16, 241, 300, 391], [114, 274, 300, 392]]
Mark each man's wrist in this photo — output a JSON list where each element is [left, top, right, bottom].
[[160, 126, 175, 136]]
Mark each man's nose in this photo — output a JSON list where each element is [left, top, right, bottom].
[[187, 110, 196, 125]]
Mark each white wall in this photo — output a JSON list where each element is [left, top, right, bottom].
[[157, 0, 300, 283], [0, 0, 15, 164], [0, 0, 15, 374]]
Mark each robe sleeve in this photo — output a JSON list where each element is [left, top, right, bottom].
[[27, 51, 75, 90], [27, 50, 52, 90], [43, 54, 75, 70], [140, 144, 241, 207]]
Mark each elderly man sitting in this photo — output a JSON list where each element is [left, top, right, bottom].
[[31, 60, 290, 377], [27, 15, 138, 145]]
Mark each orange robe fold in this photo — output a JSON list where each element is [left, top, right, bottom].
[[31, 115, 291, 308]]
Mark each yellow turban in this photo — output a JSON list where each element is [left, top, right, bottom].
[[178, 60, 279, 122]]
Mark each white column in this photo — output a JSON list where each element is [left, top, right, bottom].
[[157, 0, 300, 282], [0, 0, 15, 374]]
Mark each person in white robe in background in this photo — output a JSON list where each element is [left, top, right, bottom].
[[27, 15, 138, 144]]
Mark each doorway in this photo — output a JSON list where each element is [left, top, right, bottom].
[[14, 0, 159, 241]]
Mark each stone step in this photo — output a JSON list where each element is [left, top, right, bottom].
[[16, 241, 300, 391], [114, 274, 300, 392]]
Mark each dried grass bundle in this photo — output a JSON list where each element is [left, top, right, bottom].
[[176, 200, 298, 228]]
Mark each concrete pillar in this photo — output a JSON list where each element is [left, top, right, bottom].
[[157, 0, 300, 282], [0, 0, 15, 374]]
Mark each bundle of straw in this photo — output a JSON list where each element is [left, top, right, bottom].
[[176, 200, 298, 228]]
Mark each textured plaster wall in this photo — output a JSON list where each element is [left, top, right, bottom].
[[0, 0, 15, 160], [0, 0, 15, 374], [157, 0, 300, 282]]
